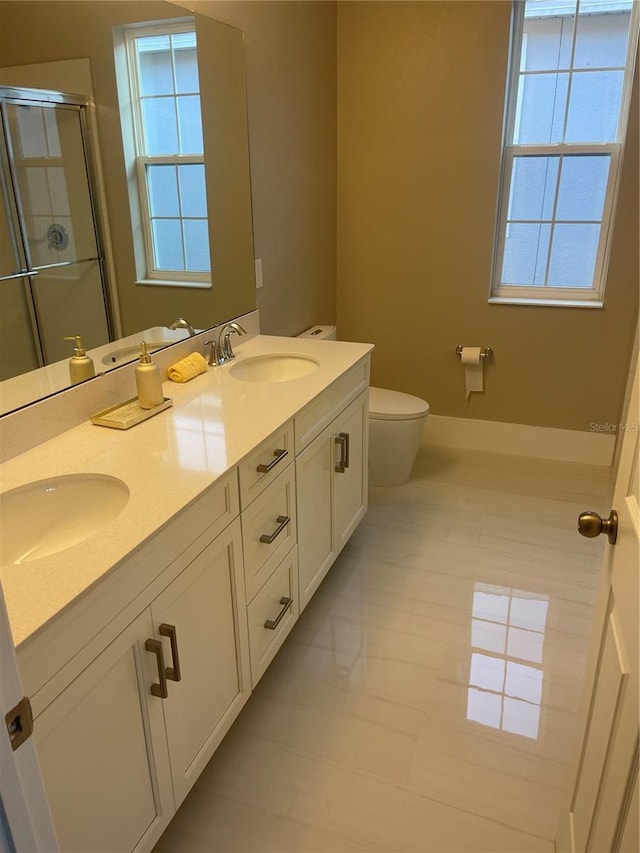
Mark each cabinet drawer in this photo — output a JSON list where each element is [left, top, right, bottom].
[[247, 548, 299, 686], [294, 359, 369, 454], [238, 421, 294, 509], [242, 465, 297, 601]]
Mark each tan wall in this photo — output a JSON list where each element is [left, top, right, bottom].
[[337, 1, 639, 432], [0, 0, 337, 339]]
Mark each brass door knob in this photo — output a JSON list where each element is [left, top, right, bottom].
[[578, 510, 618, 545]]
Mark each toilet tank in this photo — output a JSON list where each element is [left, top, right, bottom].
[[297, 325, 337, 341]]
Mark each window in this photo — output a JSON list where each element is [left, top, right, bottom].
[[124, 22, 211, 284], [490, 0, 639, 306]]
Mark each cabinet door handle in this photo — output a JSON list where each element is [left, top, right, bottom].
[[335, 432, 350, 473], [145, 638, 168, 699], [264, 596, 293, 630], [256, 448, 288, 473], [259, 515, 290, 544], [159, 623, 182, 682]]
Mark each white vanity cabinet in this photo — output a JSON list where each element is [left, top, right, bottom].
[[31, 487, 251, 852], [11, 347, 372, 853]]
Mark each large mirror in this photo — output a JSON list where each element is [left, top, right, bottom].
[[0, 0, 256, 416]]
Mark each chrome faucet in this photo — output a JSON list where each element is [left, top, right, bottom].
[[204, 322, 246, 366], [167, 317, 196, 336]]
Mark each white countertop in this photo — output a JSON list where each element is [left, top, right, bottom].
[[0, 335, 373, 648]]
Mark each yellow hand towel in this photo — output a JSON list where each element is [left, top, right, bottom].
[[168, 352, 208, 383]]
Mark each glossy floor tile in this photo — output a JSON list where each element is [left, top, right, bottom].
[[154, 447, 612, 853]]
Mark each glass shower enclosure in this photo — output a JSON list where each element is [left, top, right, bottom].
[[0, 87, 113, 382]]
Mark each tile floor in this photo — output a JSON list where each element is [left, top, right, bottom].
[[154, 447, 614, 853]]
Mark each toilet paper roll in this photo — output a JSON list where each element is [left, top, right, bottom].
[[460, 347, 483, 401]]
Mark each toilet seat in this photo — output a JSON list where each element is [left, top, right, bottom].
[[368, 387, 430, 421]]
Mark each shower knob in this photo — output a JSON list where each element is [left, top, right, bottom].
[[577, 510, 618, 545]]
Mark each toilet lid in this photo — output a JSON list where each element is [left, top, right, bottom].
[[368, 387, 430, 421]]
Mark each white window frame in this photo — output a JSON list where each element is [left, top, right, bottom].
[[489, 1, 639, 307], [124, 21, 210, 286]]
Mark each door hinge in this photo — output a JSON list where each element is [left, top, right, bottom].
[[5, 696, 33, 751]]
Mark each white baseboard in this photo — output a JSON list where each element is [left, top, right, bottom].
[[424, 415, 615, 466]]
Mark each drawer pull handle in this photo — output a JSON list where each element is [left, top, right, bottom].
[[335, 432, 350, 473], [159, 623, 182, 682], [260, 515, 290, 544], [145, 638, 168, 699], [256, 448, 288, 473], [264, 596, 293, 630]]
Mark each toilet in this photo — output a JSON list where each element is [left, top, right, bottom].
[[297, 326, 430, 487]]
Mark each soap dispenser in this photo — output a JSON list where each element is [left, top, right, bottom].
[[64, 335, 95, 385], [135, 342, 164, 409]]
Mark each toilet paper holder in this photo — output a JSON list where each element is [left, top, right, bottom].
[[455, 346, 493, 360]]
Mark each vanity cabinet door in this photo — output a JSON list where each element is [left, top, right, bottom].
[[151, 518, 251, 808], [296, 390, 369, 613], [34, 610, 174, 853], [296, 421, 336, 612], [333, 391, 368, 553]]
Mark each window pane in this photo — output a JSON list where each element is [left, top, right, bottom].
[[501, 223, 551, 285], [147, 165, 179, 217], [556, 155, 610, 221], [521, 13, 575, 71], [177, 164, 207, 217], [565, 70, 623, 142], [574, 6, 632, 69], [142, 97, 178, 155], [183, 219, 210, 272], [152, 219, 184, 270], [514, 73, 568, 143], [547, 223, 600, 287], [137, 37, 174, 96], [174, 45, 199, 94], [508, 156, 559, 221], [176, 95, 203, 154]]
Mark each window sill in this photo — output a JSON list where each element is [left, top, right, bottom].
[[135, 278, 212, 290], [488, 296, 604, 309]]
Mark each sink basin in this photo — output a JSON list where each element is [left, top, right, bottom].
[[0, 474, 130, 565], [101, 341, 174, 366], [230, 354, 319, 383]]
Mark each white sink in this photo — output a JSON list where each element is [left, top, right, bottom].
[[230, 354, 320, 383], [101, 341, 174, 366], [0, 474, 130, 565]]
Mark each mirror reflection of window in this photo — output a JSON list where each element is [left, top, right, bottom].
[[124, 23, 211, 283], [466, 583, 549, 740]]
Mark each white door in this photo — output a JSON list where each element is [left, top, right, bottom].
[[557, 355, 639, 852], [0, 585, 58, 853]]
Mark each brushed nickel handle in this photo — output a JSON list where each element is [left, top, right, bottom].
[[159, 623, 181, 682], [260, 515, 290, 544], [578, 510, 618, 545], [256, 448, 288, 473], [335, 433, 350, 473], [264, 596, 293, 630], [145, 638, 168, 698]]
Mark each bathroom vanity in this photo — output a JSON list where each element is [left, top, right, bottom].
[[0, 334, 372, 853]]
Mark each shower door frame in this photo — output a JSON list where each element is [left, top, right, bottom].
[[0, 86, 116, 370]]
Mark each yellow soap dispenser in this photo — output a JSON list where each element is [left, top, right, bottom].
[[64, 335, 95, 385], [135, 342, 164, 409]]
